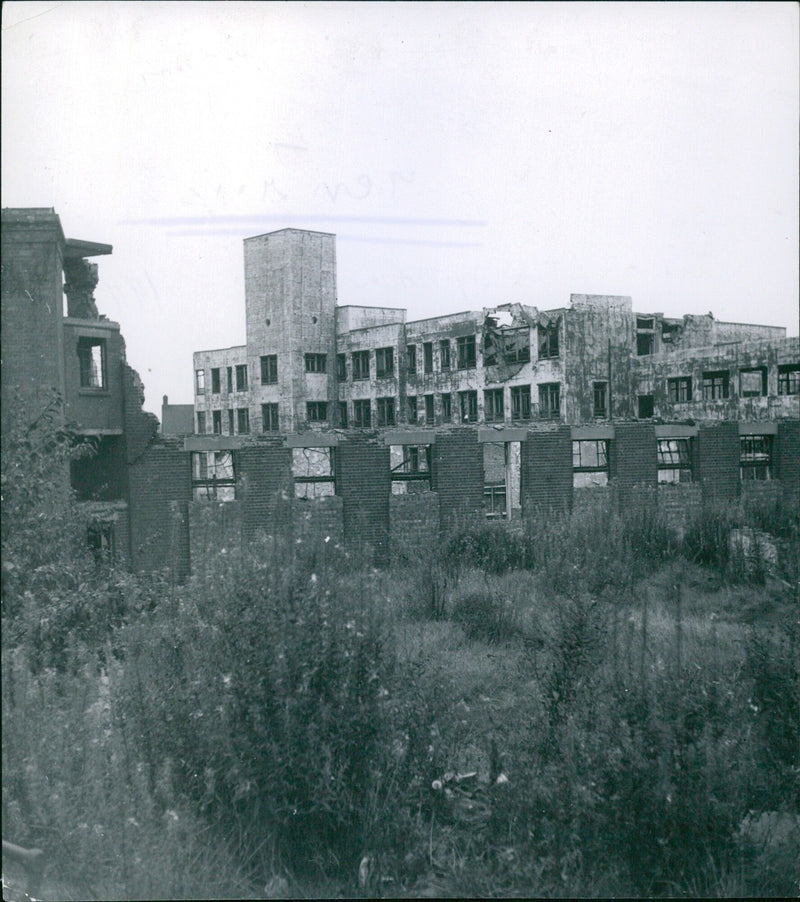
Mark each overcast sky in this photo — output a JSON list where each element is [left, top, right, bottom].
[[3, 1, 798, 412]]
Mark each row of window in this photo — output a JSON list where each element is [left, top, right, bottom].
[[197, 408, 250, 435], [666, 366, 800, 403], [196, 364, 250, 394]]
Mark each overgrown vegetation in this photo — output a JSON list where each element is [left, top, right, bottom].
[[3, 408, 798, 898]]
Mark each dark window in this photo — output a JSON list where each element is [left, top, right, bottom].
[[305, 353, 327, 374], [440, 339, 451, 370], [636, 332, 654, 356], [262, 403, 279, 432], [212, 410, 222, 434], [260, 355, 278, 384], [485, 327, 530, 366], [194, 368, 205, 394], [423, 342, 433, 374], [740, 435, 772, 481], [739, 367, 767, 397], [211, 368, 221, 394], [459, 390, 478, 423], [292, 447, 336, 499], [196, 411, 206, 434], [538, 322, 559, 359], [484, 388, 504, 422], [337, 354, 347, 381], [376, 347, 394, 378], [573, 440, 609, 487], [353, 399, 371, 427], [424, 394, 435, 425], [658, 438, 693, 483], [87, 522, 115, 562], [352, 350, 370, 381], [593, 382, 607, 417], [377, 396, 396, 427], [441, 392, 452, 422], [306, 401, 328, 422], [407, 395, 417, 424], [668, 376, 692, 403], [457, 334, 477, 369], [228, 409, 234, 434], [226, 366, 233, 393], [539, 382, 560, 419], [77, 337, 107, 389], [192, 450, 236, 501], [778, 364, 800, 395], [406, 345, 417, 375], [235, 364, 248, 392], [338, 401, 348, 427], [511, 385, 531, 420], [638, 395, 654, 418], [702, 370, 729, 400], [237, 407, 250, 434]]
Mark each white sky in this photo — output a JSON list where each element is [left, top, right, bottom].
[[3, 1, 798, 412]]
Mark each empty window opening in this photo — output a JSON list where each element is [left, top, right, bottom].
[[305, 353, 327, 374], [352, 350, 370, 381], [702, 370, 729, 400], [353, 399, 372, 427], [228, 409, 234, 434], [573, 440, 609, 488], [338, 401, 348, 427], [260, 355, 278, 385], [668, 376, 692, 403], [235, 364, 248, 392], [211, 368, 221, 394], [390, 444, 431, 494], [196, 411, 206, 434], [376, 347, 394, 378], [740, 435, 772, 481], [194, 368, 205, 394], [192, 450, 236, 501], [424, 394, 435, 425], [658, 438, 693, 483], [538, 321, 560, 359], [77, 337, 107, 390], [212, 410, 222, 434], [593, 382, 608, 418], [484, 388, 504, 423], [262, 403, 279, 432], [441, 392, 452, 422], [778, 364, 800, 395], [457, 334, 477, 369], [70, 435, 125, 501], [484, 326, 530, 367], [638, 394, 654, 419], [87, 522, 116, 562], [377, 396, 396, 427], [483, 442, 508, 519], [423, 342, 434, 374], [237, 407, 250, 434], [439, 339, 451, 371], [459, 390, 478, 423], [226, 366, 233, 393], [407, 395, 418, 424], [406, 344, 417, 375], [510, 385, 531, 420], [292, 447, 335, 498], [739, 367, 767, 397], [337, 354, 347, 381], [306, 401, 328, 423], [539, 382, 561, 419]]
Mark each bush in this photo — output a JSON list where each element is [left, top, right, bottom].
[[441, 524, 526, 576], [451, 589, 519, 644]]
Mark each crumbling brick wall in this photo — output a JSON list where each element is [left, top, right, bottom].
[[520, 426, 573, 516], [697, 422, 740, 501], [611, 423, 658, 506], [390, 491, 440, 564], [775, 420, 800, 490], [432, 431, 484, 529], [335, 439, 390, 564], [237, 441, 294, 539]]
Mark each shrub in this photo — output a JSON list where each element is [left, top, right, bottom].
[[441, 524, 526, 576], [451, 589, 519, 644]]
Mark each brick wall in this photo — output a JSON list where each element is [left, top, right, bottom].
[[697, 422, 740, 501], [237, 441, 293, 539], [521, 426, 573, 516], [775, 420, 800, 490], [127, 441, 192, 578], [657, 483, 702, 533], [335, 439, 390, 563], [291, 496, 344, 548], [611, 423, 658, 506], [432, 431, 484, 529], [390, 491, 440, 564], [122, 364, 159, 464], [188, 499, 244, 576]]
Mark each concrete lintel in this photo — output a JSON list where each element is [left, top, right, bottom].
[[383, 430, 438, 445], [285, 433, 340, 448], [63, 317, 121, 331], [654, 425, 699, 438], [738, 421, 778, 435], [184, 435, 249, 451], [571, 425, 615, 440], [478, 427, 528, 443], [74, 428, 124, 437]]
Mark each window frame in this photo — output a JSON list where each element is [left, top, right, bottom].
[[235, 364, 248, 392], [304, 353, 327, 374], [778, 364, 800, 395], [740, 435, 772, 481], [292, 447, 336, 499], [194, 367, 206, 395], [459, 389, 478, 423], [260, 354, 278, 385], [511, 384, 531, 420], [237, 407, 250, 434], [376, 346, 395, 378], [484, 388, 505, 423], [353, 398, 372, 427], [261, 402, 279, 432], [196, 411, 206, 434], [593, 381, 608, 418], [423, 342, 433, 374], [424, 394, 435, 425], [439, 339, 451, 371], [191, 450, 236, 502], [572, 439, 609, 488], [377, 396, 396, 427], [306, 401, 328, 423], [407, 395, 418, 424], [668, 376, 692, 404], [702, 370, 730, 400], [211, 368, 221, 394], [352, 350, 370, 381], [441, 392, 452, 422], [537, 322, 560, 359], [336, 354, 347, 381], [657, 438, 693, 484], [739, 367, 767, 398], [212, 410, 222, 434], [539, 382, 561, 419], [457, 334, 477, 370], [406, 344, 417, 376]]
